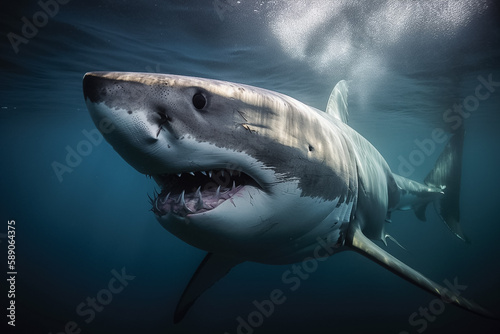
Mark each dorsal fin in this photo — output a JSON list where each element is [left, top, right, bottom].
[[326, 80, 349, 123]]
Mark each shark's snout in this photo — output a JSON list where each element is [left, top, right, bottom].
[[82, 72, 107, 103], [83, 72, 175, 176]]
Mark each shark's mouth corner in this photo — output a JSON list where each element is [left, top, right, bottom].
[[150, 168, 261, 217]]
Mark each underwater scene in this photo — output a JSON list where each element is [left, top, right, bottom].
[[1, 1, 500, 333]]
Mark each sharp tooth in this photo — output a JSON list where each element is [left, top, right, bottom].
[[221, 170, 225, 177], [159, 192, 170, 204], [215, 185, 220, 199], [179, 190, 193, 213], [201, 171, 207, 176], [177, 173, 182, 177], [232, 181, 236, 190], [176, 190, 185, 204], [209, 170, 213, 178], [195, 186, 203, 210], [189, 172, 195, 176], [229, 170, 233, 176]]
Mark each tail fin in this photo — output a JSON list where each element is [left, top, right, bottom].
[[424, 128, 468, 242]]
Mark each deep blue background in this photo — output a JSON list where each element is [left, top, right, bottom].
[[1, 1, 499, 333]]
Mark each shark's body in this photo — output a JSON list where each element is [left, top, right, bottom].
[[83, 72, 492, 322]]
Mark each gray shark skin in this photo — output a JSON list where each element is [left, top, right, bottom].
[[83, 71, 494, 323]]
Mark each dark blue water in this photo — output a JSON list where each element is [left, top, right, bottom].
[[1, 1, 500, 333]]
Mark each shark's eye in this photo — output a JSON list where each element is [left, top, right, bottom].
[[192, 93, 207, 110]]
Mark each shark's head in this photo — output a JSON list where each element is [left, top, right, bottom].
[[83, 72, 354, 262]]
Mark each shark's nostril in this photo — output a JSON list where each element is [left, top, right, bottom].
[[156, 106, 172, 122], [155, 109, 173, 138], [158, 112, 167, 122]]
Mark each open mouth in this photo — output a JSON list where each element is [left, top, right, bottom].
[[150, 168, 260, 217]]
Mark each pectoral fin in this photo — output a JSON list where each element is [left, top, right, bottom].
[[347, 224, 495, 319], [174, 252, 243, 323]]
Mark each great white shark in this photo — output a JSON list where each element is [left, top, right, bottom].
[[82, 72, 494, 323]]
